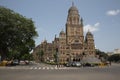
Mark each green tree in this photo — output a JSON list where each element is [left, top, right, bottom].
[[96, 49, 108, 61], [108, 54, 120, 62], [0, 6, 38, 60], [21, 53, 34, 61]]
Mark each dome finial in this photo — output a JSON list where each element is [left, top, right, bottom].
[[55, 34, 57, 38], [62, 28, 64, 31], [72, 1, 74, 6]]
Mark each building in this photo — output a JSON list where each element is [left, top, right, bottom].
[[113, 49, 120, 54], [107, 49, 120, 56], [33, 3, 96, 64]]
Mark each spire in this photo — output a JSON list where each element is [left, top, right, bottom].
[[81, 17, 83, 25], [68, 1, 78, 15], [87, 29, 93, 36], [67, 1, 80, 25], [72, 1, 74, 6], [81, 17, 83, 22], [60, 28, 65, 34], [43, 37, 47, 43], [62, 28, 64, 32], [55, 34, 57, 38]]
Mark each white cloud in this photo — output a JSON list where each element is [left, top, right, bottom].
[[106, 9, 120, 16], [84, 22, 100, 32]]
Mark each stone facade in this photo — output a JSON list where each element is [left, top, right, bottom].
[[33, 4, 96, 64]]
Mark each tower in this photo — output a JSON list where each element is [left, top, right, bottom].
[[85, 31, 95, 56], [65, 3, 84, 61]]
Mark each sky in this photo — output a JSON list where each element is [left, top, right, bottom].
[[0, 0, 120, 52]]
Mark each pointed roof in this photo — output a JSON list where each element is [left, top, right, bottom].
[[43, 38, 47, 43], [68, 2, 79, 15], [60, 29, 65, 34], [86, 30, 93, 38], [72, 1, 74, 6]]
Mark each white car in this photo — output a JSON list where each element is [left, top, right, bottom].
[[72, 62, 82, 67]]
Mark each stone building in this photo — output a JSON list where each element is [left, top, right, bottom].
[[33, 3, 96, 64]]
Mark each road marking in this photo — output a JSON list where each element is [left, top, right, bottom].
[[34, 67, 37, 69], [50, 67, 54, 70], [42, 67, 45, 70], [30, 67, 33, 69], [55, 67, 58, 69], [1, 66, 110, 70], [39, 67, 41, 69], [46, 67, 49, 70]]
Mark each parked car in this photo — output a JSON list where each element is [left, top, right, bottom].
[[66, 62, 73, 67], [0, 60, 8, 66], [25, 60, 29, 65], [12, 59, 19, 65], [72, 62, 82, 67], [83, 63, 95, 67], [19, 60, 29, 65], [6, 59, 19, 66], [66, 61, 82, 67], [19, 60, 26, 65]]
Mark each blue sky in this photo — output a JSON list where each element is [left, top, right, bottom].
[[0, 0, 120, 52]]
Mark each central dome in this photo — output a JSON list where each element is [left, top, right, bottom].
[[69, 5, 78, 11], [68, 3, 79, 16]]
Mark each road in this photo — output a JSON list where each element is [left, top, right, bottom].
[[0, 63, 120, 80]]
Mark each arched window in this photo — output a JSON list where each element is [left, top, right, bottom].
[[75, 40, 79, 43]]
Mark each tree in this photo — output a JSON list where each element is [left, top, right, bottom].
[[108, 54, 120, 62], [95, 49, 108, 61], [21, 53, 34, 61], [0, 6, 38, 60]]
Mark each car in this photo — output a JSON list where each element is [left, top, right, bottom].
[[6, 59, 19, 66], [72, 62, 82, 67], [66, 62, 73, 67], [19, 60, 30, 65], [25, 60, 29, 65], [66, 61, 82, 67], [19, 60, 26, 65], [83, 63, 95, 67], [12, 59, 19, 65], [1, 60, 9, 66]]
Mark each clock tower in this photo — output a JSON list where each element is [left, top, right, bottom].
[[65, 3, 84, 60]]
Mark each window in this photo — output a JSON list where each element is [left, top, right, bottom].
[[71, 44, 83, 49], [75, 40, 79, 43], [66, 47, 69, 49]]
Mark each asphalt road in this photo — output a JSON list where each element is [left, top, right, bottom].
[[0, 64, 120, 80]]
